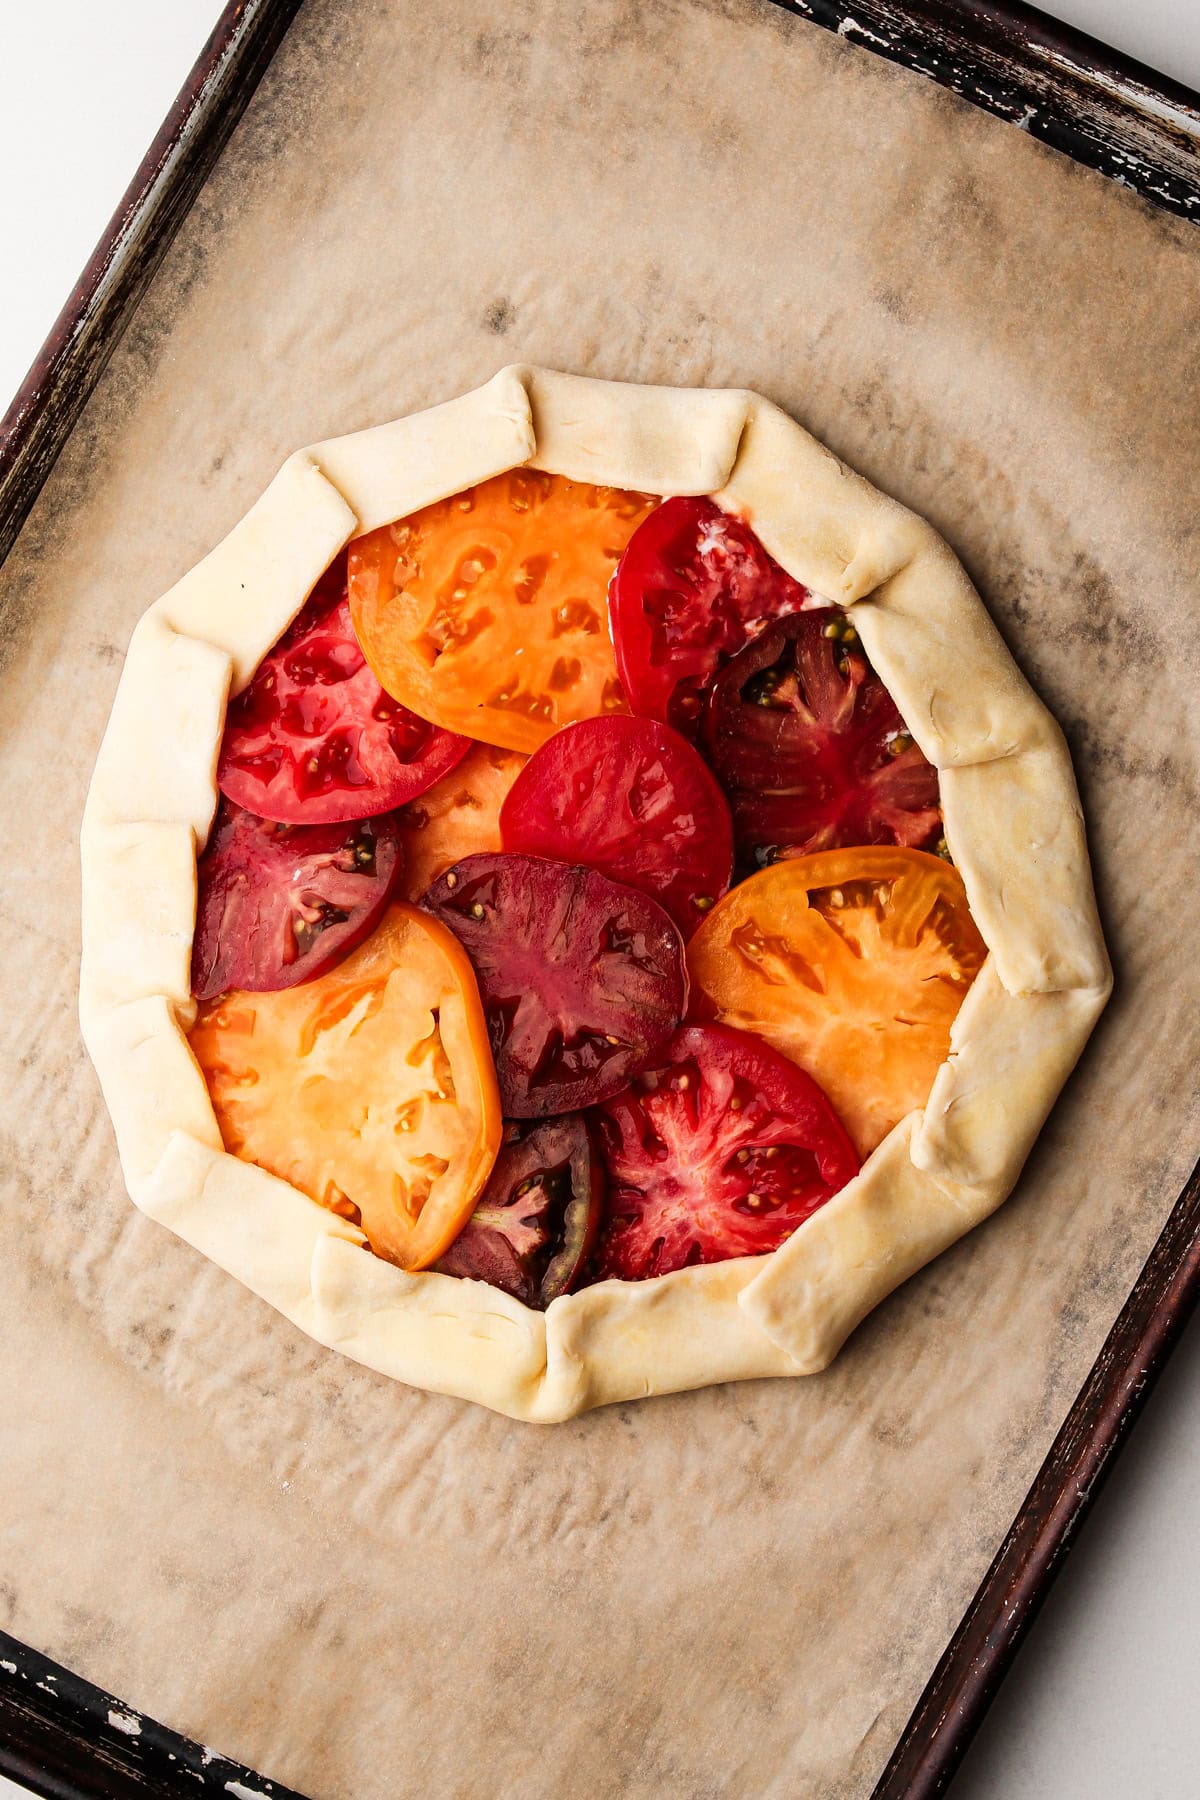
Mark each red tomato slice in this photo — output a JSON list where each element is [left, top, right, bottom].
[[218, 552, 470, 825], [498, 716, 733, 937], [591, 1023, 859, 1281], [609, 497, 809, 734], [702, 611, 941, 867], [420, 851, 687, 1117], [191, 800, 402, 1000], [435, 1114, 604, 1308]]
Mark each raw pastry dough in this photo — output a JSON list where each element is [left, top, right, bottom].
[[79, 368, 1111, 1420]]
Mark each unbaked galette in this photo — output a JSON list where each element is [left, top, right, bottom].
[[79, 368, 1111, 1419]]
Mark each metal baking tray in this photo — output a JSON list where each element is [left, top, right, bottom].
[[1, 2, 1197, 1794]]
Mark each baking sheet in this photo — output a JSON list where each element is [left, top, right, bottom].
[[1, 1, 1198, 1795]]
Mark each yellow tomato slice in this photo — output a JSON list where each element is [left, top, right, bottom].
[[395, 740, 527, 902], [190, 904, 502, 1270], [347, 470, 658, 755], [686, 847, 986, 1158]]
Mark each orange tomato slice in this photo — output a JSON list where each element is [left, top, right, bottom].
[[394, 740, 527, 902], [347, 470, 658, 755], [686, 847, 986, 1158], [190, 904, 502, 1270]]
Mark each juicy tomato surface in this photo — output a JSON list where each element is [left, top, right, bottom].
[[191, 800, 402, 1001], [591, 1023, 859, 1281], [498, 716, 733, 937], [348, 471, 658, 755], [420, 851, 687, 1118], [703, 610, 941, 868], [686, 848, 987, 1158], [190, 904, 501, 1270], [435, 1114, 604, 1308], [218, 553, 470, 825], [609, 497, 809, 735], [396, 740, 527, 902]]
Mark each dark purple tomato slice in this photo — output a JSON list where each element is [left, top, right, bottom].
[[435, 1114, 605, 1308], [191, 800, 402, 1000], [419, 852, 687, 1118], [702, 610, 942, 869], [608, 497, 809, 735], [218, 551, 470, 826], [498, 716, 733, 938], [590, 1023, 859, 1282]]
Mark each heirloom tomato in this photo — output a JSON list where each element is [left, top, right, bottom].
[[190, 904, 501, 1270], [420, 852, 687, 1117], [499, 715, 732, 935], [686, 848, 986, 1157], [609, 496, 808, 734], [436, 1114, 604, 1308], [218, 553, 468, 825], [191, 800, 401, 1000], [591, 1024, 858, 1280], [702, 611, 940, 867], [348, 471, 657, 754]]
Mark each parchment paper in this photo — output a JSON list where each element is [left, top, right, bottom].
[[2, 2, 1198, 1794]]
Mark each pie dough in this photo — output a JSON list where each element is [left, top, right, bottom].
[[79, 366, 1111, 1421]]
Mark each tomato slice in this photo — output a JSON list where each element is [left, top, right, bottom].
[[190, 904, 502, 1271], [702, 611, 941, 867], [395, 740, 527, 903], [609, 497, 809, 735], [498, 716, 733, 937], [218, 552, 470, 825], [590, 1023, 858, 1281], [420, 852, 687, 1117], [686, 848, 987, 1158], [191, 800, 402, 1001], [435, 1115, 604, 1308], [347, 471, 658, 755]]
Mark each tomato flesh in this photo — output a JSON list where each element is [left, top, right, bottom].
[[609, 497, 809, 735], [590, 1023, 858, 1281], [191, 800, 402, 1000], [218, 552, 470, 825], [687, 848, 987, 1158], [420, 851, 687, 1117], [348, 472, 657, 755], [703, 611, 941, 867], [498, 716, 732, 937], [190, 904, 502, 1271], [396, 740, 527, 903], [436, 1114, 604, 1308]]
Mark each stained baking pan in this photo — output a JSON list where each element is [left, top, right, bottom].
[[1, 2, 1197, 1796]]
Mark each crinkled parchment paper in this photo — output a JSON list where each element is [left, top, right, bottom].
[[1, 2, 1198, 1794]]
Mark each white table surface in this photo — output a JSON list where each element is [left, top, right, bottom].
[[1, 5, 1197, 1798]]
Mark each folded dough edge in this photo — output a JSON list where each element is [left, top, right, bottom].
[[77, 367, 1112, 1419]]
